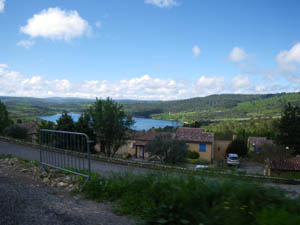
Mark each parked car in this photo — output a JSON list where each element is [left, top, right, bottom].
[[226, 153, 240, 166]]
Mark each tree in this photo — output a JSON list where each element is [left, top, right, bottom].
[[75, 112, 96, 153], [89, 98, 134, 157], [4, 124, 28, 140], [145, 134, 189, 164], [226, 139, 248, 157], [0, 101, 13, 135], [56, 112, 75, 132], [277, 103, 300, 154]]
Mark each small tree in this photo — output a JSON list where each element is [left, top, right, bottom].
[[145, 134, 189, 164], [4, 124, 28, 140], [89, 98, 134, 157], [277, 103, 300, 154], [56, 112, 75, 132], [0, 101, 13, 135], [226, 139, 248, 157]]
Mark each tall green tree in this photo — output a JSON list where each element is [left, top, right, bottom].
[[56, 112, 75, 132], [277, 103, 300, 154], [75, 112, 96, 153], [0, 101, 13, 135], [89, 98, 134, 157]]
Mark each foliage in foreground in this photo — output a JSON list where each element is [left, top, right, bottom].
[[81, 172, 300, 225]]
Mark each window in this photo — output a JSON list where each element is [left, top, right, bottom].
[[199, 144, 206, 152]]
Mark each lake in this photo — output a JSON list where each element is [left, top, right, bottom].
[[39, 113, 183, 131]]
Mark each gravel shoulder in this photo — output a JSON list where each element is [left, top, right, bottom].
[[0, 163, 135, 225]]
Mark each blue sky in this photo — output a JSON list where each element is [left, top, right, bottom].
[[0, 0, 300, 100]]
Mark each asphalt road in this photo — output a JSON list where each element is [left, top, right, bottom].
[[0, 141, 150, 176]]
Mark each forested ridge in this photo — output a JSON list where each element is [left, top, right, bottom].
[[1, 92, 300, 122]]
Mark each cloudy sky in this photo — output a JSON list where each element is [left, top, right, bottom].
[[0, 0, 300, 100]]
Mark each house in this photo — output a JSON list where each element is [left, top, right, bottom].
[[265, 157, 300, 176], [214, 136, 235, 159], [248, 137, 274, 152], [118, 127, 214, 162], [175, 127, 214, 162], [118, 129, 172, 159]]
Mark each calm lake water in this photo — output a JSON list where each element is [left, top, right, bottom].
[[39, 113, 183, 131]]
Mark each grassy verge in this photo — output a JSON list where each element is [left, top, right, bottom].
[[78, 172, 300, 225]]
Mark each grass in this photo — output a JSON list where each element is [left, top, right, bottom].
[[78, 172, 300, 225], [0, 154, 13, 159]]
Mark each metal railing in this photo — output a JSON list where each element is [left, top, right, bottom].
[[39, 129, 91, 182]]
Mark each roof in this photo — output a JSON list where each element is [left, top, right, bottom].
[[248, 137, 273, 147], [128, 130, 172, 141], [175, 127, 213, 143], [268, 157, 300, 171]]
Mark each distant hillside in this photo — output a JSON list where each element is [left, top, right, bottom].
[[122, 92, 300, 122], [1, 92, 300, 122]]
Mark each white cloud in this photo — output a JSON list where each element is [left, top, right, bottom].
[[20, 7, 90, 41], [95, 21, 101, 29], [145, 0, 179, 8], [17, 40, 35, 49], [229, 46, 247, 62], [0, 0, 5, 13], [192, 45, 201, 57], [276, 43, 300, 71], [193, 75, 225, 96], [231, 75, 250, 91], [2, 65, 296, 100]]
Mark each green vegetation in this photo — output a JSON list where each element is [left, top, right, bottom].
[[277, 103, 300, 154], [79, 172, 300, 225], [145, 134, 189, 164], [89, 98, 134, 157], [226, 139, 248, 157], [0, 100, 13, 134], [187, 151, 200, 159], [2, 93, 300, 124], [4, 124, 28, 140]]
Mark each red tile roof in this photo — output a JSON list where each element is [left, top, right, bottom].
[[175, 127, 213, 143], [128, 130, 172, 141], [248, 137, 274, 147]]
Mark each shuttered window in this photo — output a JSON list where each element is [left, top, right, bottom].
[[199, 144, 206, 152]]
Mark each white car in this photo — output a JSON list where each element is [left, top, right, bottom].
[[226, 153, 240, 166]]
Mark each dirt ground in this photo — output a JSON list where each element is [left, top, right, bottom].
[[0, 164, 135, 225]]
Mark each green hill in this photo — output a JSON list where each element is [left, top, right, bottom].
[[1, 92, 300, 123]]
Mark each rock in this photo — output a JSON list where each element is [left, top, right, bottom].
[[43, 178, 50, 183], [57, 182, 68, 187]]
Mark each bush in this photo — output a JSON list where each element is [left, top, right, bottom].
[[188, 158, 210, 165], [146, 135, 189, 164], [188, 151, 200, 159], [81, 172, 300, 225], [4, 124, 28, 140]]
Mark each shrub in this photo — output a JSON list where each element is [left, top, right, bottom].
[[188, 158, 210, 165], [188, 151, 199, 159], [4, 124, 28, 140], [146, 135, 189, 164], [81, 172, 300, 225]]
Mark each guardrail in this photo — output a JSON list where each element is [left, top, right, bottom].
[[39, 129, 91, 184]]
